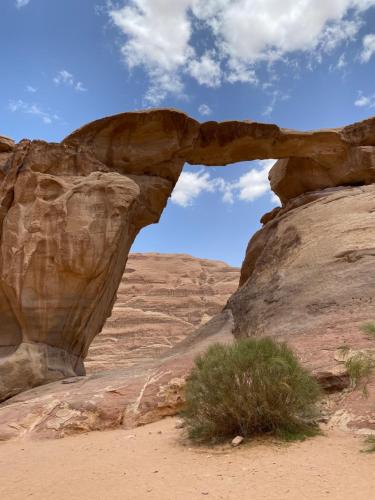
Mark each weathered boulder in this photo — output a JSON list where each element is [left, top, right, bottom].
[[229, 184, 375, 340], [0, 135, 14, 153], [86, 253, 239, 373]]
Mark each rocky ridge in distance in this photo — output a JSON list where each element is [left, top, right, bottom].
[[86, 253, 239, 373]]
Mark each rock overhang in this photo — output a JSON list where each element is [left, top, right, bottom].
[[62, 108, 375, 204]]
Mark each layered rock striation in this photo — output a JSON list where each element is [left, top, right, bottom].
[[86, 253, 239, 372], [1, 109, 375, 404]]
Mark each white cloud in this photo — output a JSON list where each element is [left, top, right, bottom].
[[335, 53, 347, 70], [355, 91, 375, 107], [198, 104, 212, 116], [360, 33, 375, 62], [224, 160, 279, 204], [171, 171, 219, 207], [188, 51, 222, 87], [8, 99, 59, 124], [109, 0, 375, 103], [75, 81, 88, 92], [226, 61, 258, 84], [171, 160, 280, 207], [54, 70, 74, 86], [110, 0, 192, 104], [16, 0, 30, 8], [144, 71, 184, 105], [26, 85, 37, 93], [53, 70, 87, 92]]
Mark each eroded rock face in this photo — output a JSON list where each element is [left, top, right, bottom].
[[0, 136, 14, 153], [86, 253, 239, 373], [0, 111, 196, 401], [224, 184, 375, 434], [229, 185, 375, 339], [1, 109, 375, 403]]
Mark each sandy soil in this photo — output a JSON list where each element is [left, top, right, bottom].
[[0, 417, 373, 500]]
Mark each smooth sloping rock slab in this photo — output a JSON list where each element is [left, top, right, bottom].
[[0, 312, 234, 440], [1, 307, 374, 441]]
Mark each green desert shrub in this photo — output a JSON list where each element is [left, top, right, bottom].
[[360, 322, 375, 340], [183, 338, 321, 443], [345, 353, 373, 395], [363, 435, 375, 453]]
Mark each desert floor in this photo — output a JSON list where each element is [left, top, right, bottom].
[[0, 417, 374, 500]]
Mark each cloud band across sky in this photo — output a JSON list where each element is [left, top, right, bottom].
[[110, 0, 375, 104]]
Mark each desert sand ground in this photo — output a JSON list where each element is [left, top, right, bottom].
[[0, 417, 373, 500]]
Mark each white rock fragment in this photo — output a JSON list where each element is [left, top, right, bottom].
[[231, 435, 244, 447]]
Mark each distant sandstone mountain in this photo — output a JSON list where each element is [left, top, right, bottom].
[[85, 253, 240, 372]]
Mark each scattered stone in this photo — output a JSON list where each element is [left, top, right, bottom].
[[175, 420, 185, 429], [314, 368, 351, 393], [231, 436, 244, 447]]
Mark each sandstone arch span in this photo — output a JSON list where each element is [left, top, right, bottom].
[[0, 109, 374, 401]]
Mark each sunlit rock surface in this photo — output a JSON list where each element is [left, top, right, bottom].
[[86, 253, 239, 372]]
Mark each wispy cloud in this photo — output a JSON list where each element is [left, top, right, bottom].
[[171, 160, 280, 208], [360, 33, 375, 63], [53, 70, 87, 92], [26, 85, 37, 93], [15, 0, 30, 8], [198, 104, 212, 116], [8, 99, 59, 124], [109, 0, 375, 104], [330, 53, 347, 72], [354, 91, 375, 108], [262, 90, 290, 117]]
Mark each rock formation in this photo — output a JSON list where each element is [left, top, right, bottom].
[[0, 111, 195, 401], [86, 253, 239, 372], [0, 108, 375, 407], [229, 185, 375, 343]]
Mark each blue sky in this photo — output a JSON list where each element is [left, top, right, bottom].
[[1, 1, 375, 266]]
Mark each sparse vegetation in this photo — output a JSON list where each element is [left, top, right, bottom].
[[360, 322, 375, 340], [337, 344, 350, 356], [183, 338, 321, 443], [363, 435, 375, 453], [345, 353, 373, 395]]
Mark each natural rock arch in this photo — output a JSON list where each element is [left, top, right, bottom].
[[0, 109, 374, 401]]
